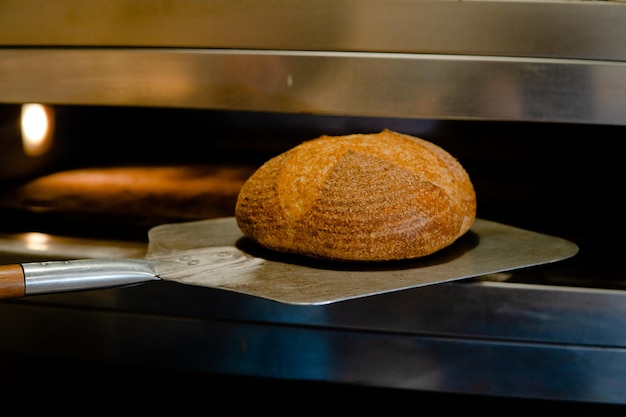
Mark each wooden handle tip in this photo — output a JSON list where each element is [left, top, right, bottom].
[[0, 264, 25, 299]]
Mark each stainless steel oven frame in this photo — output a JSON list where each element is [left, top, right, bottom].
[[1, 0, 626, 406]]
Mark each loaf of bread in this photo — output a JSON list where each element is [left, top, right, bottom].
[[235, 129, 476, 261]]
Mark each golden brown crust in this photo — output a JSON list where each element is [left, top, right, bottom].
[[235, 129, 476, 261]]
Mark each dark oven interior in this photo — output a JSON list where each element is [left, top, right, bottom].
[[0, 105, 621, 290]]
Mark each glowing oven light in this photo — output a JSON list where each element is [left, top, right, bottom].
[[21, 103, 54, 157]]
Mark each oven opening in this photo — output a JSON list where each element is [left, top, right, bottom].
[[0, 104, 622, 290]]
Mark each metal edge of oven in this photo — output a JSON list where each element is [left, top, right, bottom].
[[1, 0, 626, 126], [1, 272, 626, 405]]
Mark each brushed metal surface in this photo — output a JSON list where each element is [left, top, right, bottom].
[[2, 280, 626, 404], [148, 217, 578, 304], [2, 0, 626, 124], [2, 0, 626, 61], [22, 258, 158, 295], [1, 48, 625, 124]]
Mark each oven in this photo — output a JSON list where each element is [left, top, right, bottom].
[[1, 0, 626, 412]]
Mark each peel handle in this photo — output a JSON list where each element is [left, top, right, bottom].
[[0, 259, 159, 299], [0, 264, 26, 299]]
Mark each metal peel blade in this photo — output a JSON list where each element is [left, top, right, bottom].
[[0, 217, 579, 305], [147, 217, 579, 304]]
